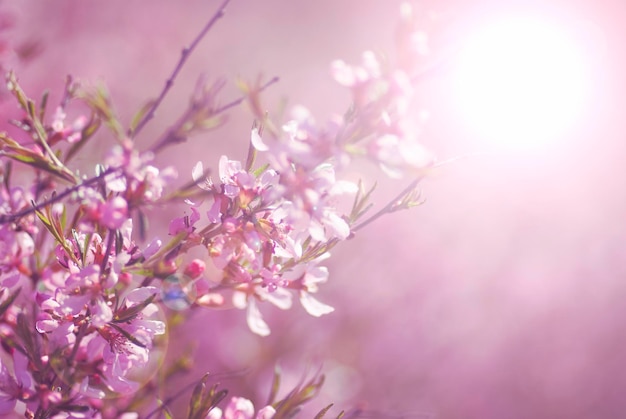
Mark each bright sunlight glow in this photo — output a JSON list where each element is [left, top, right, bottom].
[[452, 15, 589, 151]]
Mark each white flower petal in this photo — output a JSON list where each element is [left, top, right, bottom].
[[192, 161, 211, 191], [330, 180, 358, 196], [232, 291, 248, 310], [260, 287, 293, 310], [323, 211, 350, 240], [247, 299, 270, 336], [192, 161, 203, 182], [300, 292, 334, 317], [251, 127, 269, 151], [330, 59, 356, 86]]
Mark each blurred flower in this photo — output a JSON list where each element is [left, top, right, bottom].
[[0, 351, 34, 415]]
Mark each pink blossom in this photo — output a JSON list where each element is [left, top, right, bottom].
[[169, 206, 201, 235], [224, 396, 255, 419], [0, 228, 34, 273], [50, 106, 88, 144], [206, 407, 223, 419], [100, 196, 129, 229], [330, 51, 381, 87], [233, 293, 270, 337], [283, 258, 335, 317], [233, 284, 292, 336], [255, 406, 276, 419], [369, 133, 434, 178], [0, 351, 34, 415], [105, 144, 177, 202], [184, 258, 206, 279]]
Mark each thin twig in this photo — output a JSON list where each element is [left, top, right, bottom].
[[131, 0, 232, 139], [144, 379, 201, 419], [215, 77, 280, 116], [144, 369, 249, 419], [151, 76, 280, 154], [351, 175, 423, 233], [0, 167, 120, 225]]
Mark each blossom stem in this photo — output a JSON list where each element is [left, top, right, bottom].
[[131, 0, 232, 139], [351, 175, 423, 233]]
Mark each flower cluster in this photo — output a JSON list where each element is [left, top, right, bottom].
[[0, 1, 437, 417], [206, 396, 275, 419]]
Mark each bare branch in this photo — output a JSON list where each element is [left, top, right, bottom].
[[351, 175, 424, 233], [150, 76, 280, 154], [130, 0, 232, 139], [0, 167, 120, 225]]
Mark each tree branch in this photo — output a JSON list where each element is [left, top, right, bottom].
[[130, 0, 232, 139], [0, 167, 120, 225], [351, 175, 423, 233]]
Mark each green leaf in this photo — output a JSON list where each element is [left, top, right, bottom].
[[188, 374, 208, 418], [59, 404, 90, 413], [71, 229, 84, 264], [0, 287, 21, 318], [137, 209, 148, 242], [76, 83, 125, 141], [252, 163, 270, 178], [0, 132, 77, 183], [2, 160, 11, 190], [6, 71, 28, 111], [115, 229, 124, 255], [314, 404, 335, 419], [39, 90, 49, 121], [267, 364, 281, 405], [33, 203, 51, 227], [26, 100, 37, 121], [195, 114, 227, 131], [129, 99, 157, 136], [16, 313, 40, 368], [65, 113, 102, 163], [163, 407, 174, 419], [112, 293, 156, 323], [108, 323, 148, 349]]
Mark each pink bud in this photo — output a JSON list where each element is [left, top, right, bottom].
[[183, 259, 206, 279]]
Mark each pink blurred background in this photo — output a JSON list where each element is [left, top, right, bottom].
[[2, 0, 626, 417]]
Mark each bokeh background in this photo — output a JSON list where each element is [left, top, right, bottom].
[[2, 0, 625, 417]]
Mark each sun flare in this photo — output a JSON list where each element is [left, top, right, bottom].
[[452, 15, 589, 151]]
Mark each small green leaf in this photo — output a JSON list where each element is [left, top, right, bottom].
[[252, 163, 270, 178], [267, 364, 281, 405], [314, 404, 335, 419], [108, 323, 148, 349], [59, 404, 90, 413], [163, 407, 174, 419], [33, 203, 52, 227], [112, 294, 156, 323], [0, 287, 21, 318], [39, 90, 49, 121], [26, 99, 37, 121], [71, 229, 84, 263], [129, 99, 157, 136], [137, 209, 148, 242], [65, 114, 101, 163], [189, 376, 206, 416]]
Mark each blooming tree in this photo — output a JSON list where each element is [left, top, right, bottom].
[[0, 1, 439, 417]]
